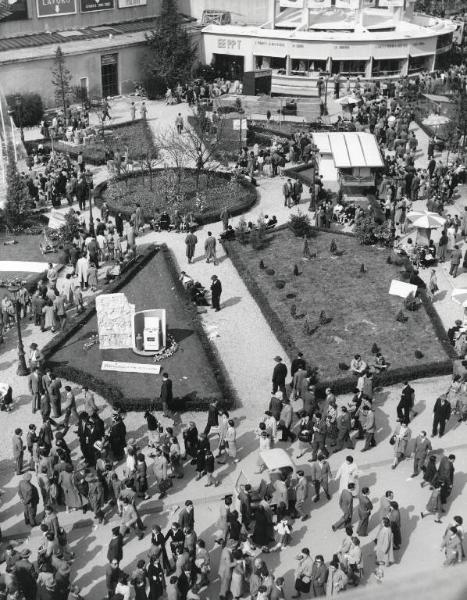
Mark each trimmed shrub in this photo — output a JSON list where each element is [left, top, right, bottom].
[[289, 212, 313, 238]]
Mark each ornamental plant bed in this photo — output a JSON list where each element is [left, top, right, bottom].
[[27, 120, 155, 165], [226, 227, 453, 389], [45, 246, 228, 411], [97, 169, 257, 226]]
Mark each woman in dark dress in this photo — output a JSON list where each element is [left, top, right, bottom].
[[252, 505, 271, 547], [150, 525, 171, 574], [147, 555, 165, 600]]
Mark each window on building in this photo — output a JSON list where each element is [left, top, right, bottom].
[[331, 60, 366, 76], [290, 59, 327, 72], [372, 58, 402, 77]]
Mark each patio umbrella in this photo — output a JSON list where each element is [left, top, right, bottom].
[[336, 95, 359, 106], [422, 114, 450, 128], [451, 289, 467, 305], [406, 211, 446, 229]]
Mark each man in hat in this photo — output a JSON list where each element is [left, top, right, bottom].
[[152, 447, 169, 499], [68, 584, 84, 600], [28, 367, 42, 414], [18, 472, 39, 527], [272, 356, 288, 396], [107, 526, 124, 563], [14, 548, 37, 600], [178, 500, 195, 531], [210, 275, 222, 311], [204, 399, 219, 437], [63, 385, 79, 427]]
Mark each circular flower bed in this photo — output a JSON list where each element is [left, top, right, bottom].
[[97, 168, 257, 226]]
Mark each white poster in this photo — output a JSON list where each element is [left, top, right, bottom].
[[379, 0, 405, 6], [118, 0, 146, 7], [280, 0, 304, 7], [308, 0, 332, 7], [335, 0, 360, 7], [101, 361, 161, 375]]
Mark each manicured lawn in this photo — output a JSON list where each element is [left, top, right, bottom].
[[230, 228, 450, 384], [101, 170, 257, 224], [47, 248, 223, 409]]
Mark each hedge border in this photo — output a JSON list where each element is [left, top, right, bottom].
[[93, 169, 258, 226], [223, 228, 456, 397], [43, 244, 236, 411]]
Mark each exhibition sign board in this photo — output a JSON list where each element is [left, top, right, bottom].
[[96, 293, 135, 350], [308, 0, 332, 7], [118, 0, 146, 7], [36, 0, 76, 17], [81, 0, 113, 11], [280, 0, 304, 7], [335, 0, 360, 8]]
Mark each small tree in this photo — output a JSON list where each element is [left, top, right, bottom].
[[51, 46, 72, 116], [59, 209, 81, 243], [144, 0, 197, 96], [5, 143, 30, 229]]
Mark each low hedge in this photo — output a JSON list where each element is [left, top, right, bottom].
[[43, 244, 236, 411], [223, 231, 456, 397], [93, 169, 258, 226]]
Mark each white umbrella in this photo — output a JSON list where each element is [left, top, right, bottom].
[[406, 211, 446, 229], [422, 114, 450, 127], [336, 95, 360, 106], [451, 289, 467, 305]]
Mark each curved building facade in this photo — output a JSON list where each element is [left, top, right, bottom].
[[202, 0, 457, 96]]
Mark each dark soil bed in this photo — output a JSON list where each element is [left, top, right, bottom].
[[46, 247, 225, 410]]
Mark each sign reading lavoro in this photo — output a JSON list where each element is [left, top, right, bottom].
[[36, 0, 77, 17]]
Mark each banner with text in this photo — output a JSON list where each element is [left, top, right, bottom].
[[118, 0, 146, 7], [36, 0, 76, 17], [81, 0, 113, 11], [280, 0, 304, 7]]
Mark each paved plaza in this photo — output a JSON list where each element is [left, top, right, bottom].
[[1, 93, 467, 599]]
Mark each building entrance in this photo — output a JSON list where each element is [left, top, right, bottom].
[[101, 53, 119, 97]]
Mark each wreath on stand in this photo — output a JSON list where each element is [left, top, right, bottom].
[[153, 334, 178, 361]]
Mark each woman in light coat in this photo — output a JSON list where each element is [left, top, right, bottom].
[[225, 420, 238, 462], [76, 254, 89, 289], [391, 421, 411, 469], [374, 518, 394, 566]]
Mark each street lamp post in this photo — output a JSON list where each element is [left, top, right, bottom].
[[85, 170, 95, 236], [8, 285, 29, 376], [15, 95, 24, 143]]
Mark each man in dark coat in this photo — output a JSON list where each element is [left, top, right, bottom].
[[269, 392, 283, 421], [332, 483, 355, 531], [432, 394, 451, 438], [184, 230, 198, 264], [272, 356, 287, 396], [107, 526, 123, 563], [204, 400, 219, 436], [106, 560, 122, 599], [15, 548, 37, 600], [238, 484, 252, 528], [210, 275, 222, 311], [437, 454, 455, 491], [178, 500, 195, 531], [18, 472, 39, 527], [28, 367, 42, 414], [397, 381, 415, 423], [290, 351, 306, 380], [160, 372, 174, 419], [411, 430, 432, 477]]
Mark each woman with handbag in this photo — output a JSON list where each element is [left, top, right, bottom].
[[391, 420, 411, 469], [296, 412, 313, 459]]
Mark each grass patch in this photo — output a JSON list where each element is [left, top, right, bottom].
[[45, 246, 227, 410], [227, 228, 452, 387]]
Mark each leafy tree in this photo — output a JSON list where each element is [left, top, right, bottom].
[[144, 0, 197, 97], [6, 93, 44, 127], [59, 209, 81, 243], [51, 46, 72, 116], [5, 142, 31, 229]]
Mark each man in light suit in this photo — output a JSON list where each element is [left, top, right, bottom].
[[411, 430, 432, 477], [295, 470, 309, 521], [332, 483, 355, 531], [12, 428, 24, 475]]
